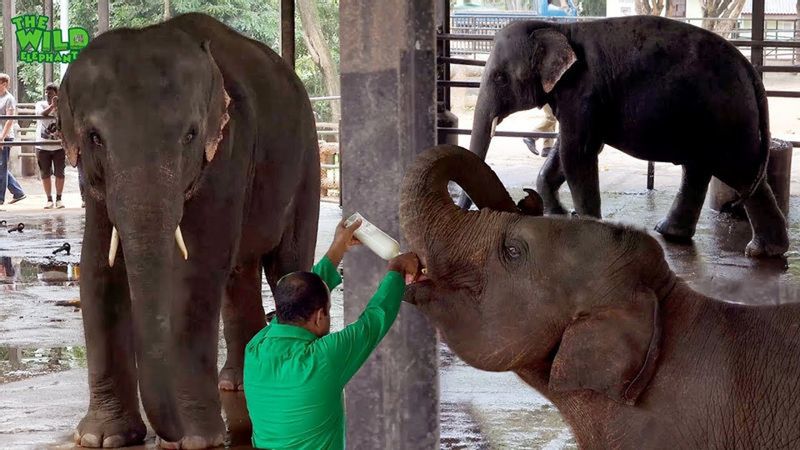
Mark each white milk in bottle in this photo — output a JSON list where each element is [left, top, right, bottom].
[[344, 213, 401, 260]]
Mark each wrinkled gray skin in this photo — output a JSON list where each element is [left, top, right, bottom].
[[403, 145, 800, 449], [57, 14, 319, 448], [463, 16, 789, 258]]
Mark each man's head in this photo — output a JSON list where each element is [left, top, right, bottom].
[[45, 83, 58, 103], [0, 73, 10, 95], [275, 271, 331, 337]]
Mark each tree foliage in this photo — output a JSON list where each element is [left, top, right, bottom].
[[5, 0, 339, 119]]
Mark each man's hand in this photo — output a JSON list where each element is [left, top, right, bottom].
[[387, 252, 422, 285], [325, 218, 363, 266]]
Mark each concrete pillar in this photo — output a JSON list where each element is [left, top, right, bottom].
[[2, 0, 18, 92], [98, 0, 110, 34], [280, 0, 295, 69], [44, 0, 54, 85], [340, 1, 439, 449], [709, 138, 793, 218], [59, 0, 69, 82]]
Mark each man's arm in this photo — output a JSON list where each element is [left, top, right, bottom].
[[1, 100, 16, 140], [311, 217, 364, 291], [315, 253, 419, 386], [311, 256, 342, 291], [41, 98, 56, 116]]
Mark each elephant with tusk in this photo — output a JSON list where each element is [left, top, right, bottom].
[[58, 13, 320, 448], [402, 145, 800, 449]]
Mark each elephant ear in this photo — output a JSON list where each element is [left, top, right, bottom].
[[531, 29, 577, 94], [56, 84, 80, 168], [201, 40, 231, 162], [548, 286, 661, 405]]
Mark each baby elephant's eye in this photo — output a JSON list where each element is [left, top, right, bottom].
[[88, 131, 103, 147], [182, 129, 197, 145], [505, 245, 521, 259], [494, 72, 508, 86]]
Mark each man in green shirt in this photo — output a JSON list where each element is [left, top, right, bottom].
[[244, 219, 421, 449]]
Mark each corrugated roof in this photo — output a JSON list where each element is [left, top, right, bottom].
[[742, 0, 798, 15]]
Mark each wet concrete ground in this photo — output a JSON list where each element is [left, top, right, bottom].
[[2, 142, 800, 448]]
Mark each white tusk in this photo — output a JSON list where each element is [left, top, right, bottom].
[[421, 268, 428, 275], [108, 227, 119, 267], [175, 227, 188, 261], [490, 117, 499, 138]]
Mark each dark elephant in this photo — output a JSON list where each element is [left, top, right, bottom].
[[403, 145, 800, 449], [463, 16, 788, 258], [57, 13, 320, 448]]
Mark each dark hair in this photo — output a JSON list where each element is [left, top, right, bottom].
[[274, 271, 330, 323], [45, 83, 58, 93]]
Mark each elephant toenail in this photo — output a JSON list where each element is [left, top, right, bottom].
[[80, 433, 102, 447], [218, 380, 235, 391], [157, 436, 181, 449], [102, 435, 126, 447]]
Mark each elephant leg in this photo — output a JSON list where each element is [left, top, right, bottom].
[[75, 202, 147, 448], [168, 268, 227, 448], [219, 256, 265, 391], [654, 165, 712, 240], [560, 131, 602, 218], [743, 178, 789, 257], [536, 139, 568, 215]]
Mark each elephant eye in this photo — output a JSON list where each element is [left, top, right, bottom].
[[494, 72, 508, 86], [88, 131, 103, 147], [504, 245, 521, 259], [182, 128, 197, 145]]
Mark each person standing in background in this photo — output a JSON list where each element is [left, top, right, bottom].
[[0, 73, 26, 208], [35, 83, 66, 209]]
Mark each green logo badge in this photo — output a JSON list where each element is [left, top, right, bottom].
[[12, 14, 90, 64]]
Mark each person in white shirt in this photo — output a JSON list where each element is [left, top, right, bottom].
[[35, 83, 65, 209], [0, 73, 25, 208]]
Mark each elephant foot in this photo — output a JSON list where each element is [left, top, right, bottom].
[[75, 409, 146, 448], [157, 434, 225, 449], [544, 203, 568, 216], [218, 366, 243, 391], [654, 218, 695, 242], [745, 236, 789, 258]]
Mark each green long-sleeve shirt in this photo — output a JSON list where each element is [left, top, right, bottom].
[[243, 256, 405, 450]]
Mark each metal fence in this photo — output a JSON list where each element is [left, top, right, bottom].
[[450, 13, 800, 64]]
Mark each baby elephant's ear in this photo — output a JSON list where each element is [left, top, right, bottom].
[[548, 287, 661, 405], [200, 40, 231, 162]]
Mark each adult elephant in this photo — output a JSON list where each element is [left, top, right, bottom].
[[463, 16, 788, 258], [403, 145, 800, 449], [58, 13, 320, 448]]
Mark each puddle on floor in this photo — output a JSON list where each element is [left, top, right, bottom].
[[0, 346, 86, 383]]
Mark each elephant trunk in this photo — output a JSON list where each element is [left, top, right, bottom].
[[400, 145, 518, 288], [107, 171, 184, 440], [459, 84, 498, 209]]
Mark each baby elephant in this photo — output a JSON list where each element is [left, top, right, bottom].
[[403, 145, 800, 449], [464, 16, 789, 258]]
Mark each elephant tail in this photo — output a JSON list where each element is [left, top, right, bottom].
[[734, 62, 770, 206]]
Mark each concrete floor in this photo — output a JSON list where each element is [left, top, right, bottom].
[[2, 141, 800, 448]]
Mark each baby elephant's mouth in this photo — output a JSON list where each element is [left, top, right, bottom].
[[402, 279, 434, 306]]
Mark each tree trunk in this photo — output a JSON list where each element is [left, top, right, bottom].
[[701, 0, 746, 39], [505, 0, 526, 10], [163, 0, 170, 20], [635, 0, 665, 15], [296, 0, 340, 124]]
